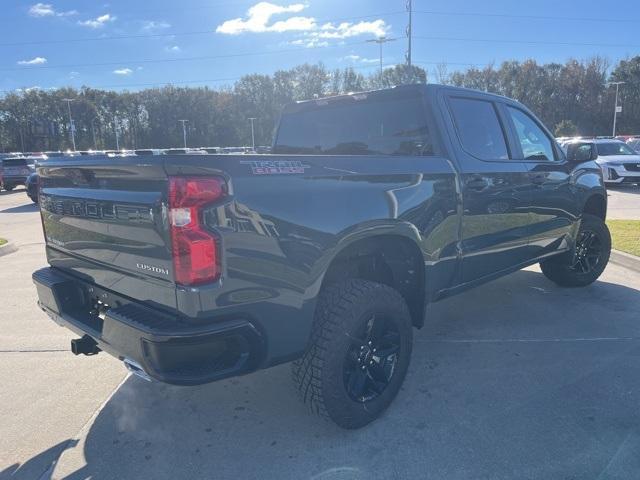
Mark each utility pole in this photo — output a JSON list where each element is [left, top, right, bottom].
[[248, 117, 257, 151], [608, 82, 625, 137], [19, 127, 25, 152], [178, 119, 188, 148], [91, 118, 98, 150], [406, 0, 412, 69], [62, 98, 76, 151], [367, 36, 396, 75], [114, 116, 120, 150]]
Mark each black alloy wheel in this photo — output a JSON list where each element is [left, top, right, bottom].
[[343, 314, 401, 403], [570, 229, 602, 274]]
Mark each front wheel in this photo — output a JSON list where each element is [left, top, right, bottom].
[[292, 279, 413, 429], [540, 213, 611, 287]]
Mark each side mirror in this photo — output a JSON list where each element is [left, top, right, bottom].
[[566, 144, 595, 164]]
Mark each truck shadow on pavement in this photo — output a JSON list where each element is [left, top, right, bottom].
[[9, 268, 640, 480], [0, 441, 77, 480]]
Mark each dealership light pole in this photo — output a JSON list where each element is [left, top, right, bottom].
[[367, 36, 396, 75], [114, 116, 120, 150], [405, 0, 412, 69], [62, 98, 76, 151], [248, 117, 257, 151], [608, 81, 625, 137], [178, 119, 189, 148], [91, 118, 99, 150]]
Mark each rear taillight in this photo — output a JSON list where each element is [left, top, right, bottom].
[[168, 176, 225, 286]]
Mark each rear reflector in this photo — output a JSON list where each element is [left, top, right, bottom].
[[169, 177, 225, 286]]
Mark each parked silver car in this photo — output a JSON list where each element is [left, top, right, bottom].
[[565, 138, 640, 185]]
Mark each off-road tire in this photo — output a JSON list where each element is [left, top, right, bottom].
[[540, 213, 611, 287], [292, 279, 413, 429]]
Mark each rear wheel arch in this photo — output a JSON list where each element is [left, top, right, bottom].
[[320, 233, 426, 328]]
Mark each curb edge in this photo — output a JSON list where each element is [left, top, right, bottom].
[[610, 249, 640, 273], [0, 241, 17, 258]]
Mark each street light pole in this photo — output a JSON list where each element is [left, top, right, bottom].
[[248, 117, 257, 151], [406, 0, 412, 69], [608, 82, 625, 137], [114, 116, 120, 150], [178, 119, 189, 148], [62, 98, 76, 151], [367, 36, 397, 75], [91, 118, 98, 150]]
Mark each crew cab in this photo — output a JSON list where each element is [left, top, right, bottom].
[[32, 84, 610, 429]]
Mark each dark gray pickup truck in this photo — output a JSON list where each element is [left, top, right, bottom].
[[33, 84, 610, 428]]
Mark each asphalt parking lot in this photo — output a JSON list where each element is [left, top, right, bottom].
[[1, 186, 640, 480]]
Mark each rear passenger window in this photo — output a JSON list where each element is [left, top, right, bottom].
[[507, 106, 556, 161], [449, 97, 509, 160]]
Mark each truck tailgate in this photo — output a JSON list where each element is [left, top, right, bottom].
[[38, 156, 176, 309]]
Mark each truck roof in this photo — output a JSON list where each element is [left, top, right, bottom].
[[285, 83, 517, 114]]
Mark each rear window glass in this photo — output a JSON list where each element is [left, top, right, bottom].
[[274, 95, 434, 156], [449, 97, 509, 160]]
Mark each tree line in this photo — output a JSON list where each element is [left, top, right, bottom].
[[0, 63, 425, 152], [0, 56, 638, 152]]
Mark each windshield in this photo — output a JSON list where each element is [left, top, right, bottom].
[[597, 142, 636, 156], [274, 95, 434, 156]]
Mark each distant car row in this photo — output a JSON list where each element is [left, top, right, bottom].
[[557, 137, 640, 185], [0, 145, 272, 197], [556, 135, 640, 153]]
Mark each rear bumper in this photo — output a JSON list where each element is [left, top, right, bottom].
[[32, 267, 265, 385], [2, 175, 27, 186]]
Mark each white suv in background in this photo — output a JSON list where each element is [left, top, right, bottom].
[[564, 138, 640, 185]]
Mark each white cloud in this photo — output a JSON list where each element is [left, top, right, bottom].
[[29, 3, 54, 16], [17, 56, 47, 65], [165, 45, 181, 52], [314, 20, 387, 39], [141, 20, 171, 31], [113, 68, 133, 76], [16, 86, 41, 93], [69, 71, 80, 79], [216, 2, 311, 34], [29, 3, 77, 17], [290, 38, 328, 48], [78, 13, 115, 28], [216, 2, 389, 44], [341, 54, 378, 64]]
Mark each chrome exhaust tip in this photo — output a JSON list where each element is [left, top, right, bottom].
[[123, 358, 152, 382]]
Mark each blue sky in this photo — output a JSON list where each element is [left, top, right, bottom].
[[1, 0, 639, 93]]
